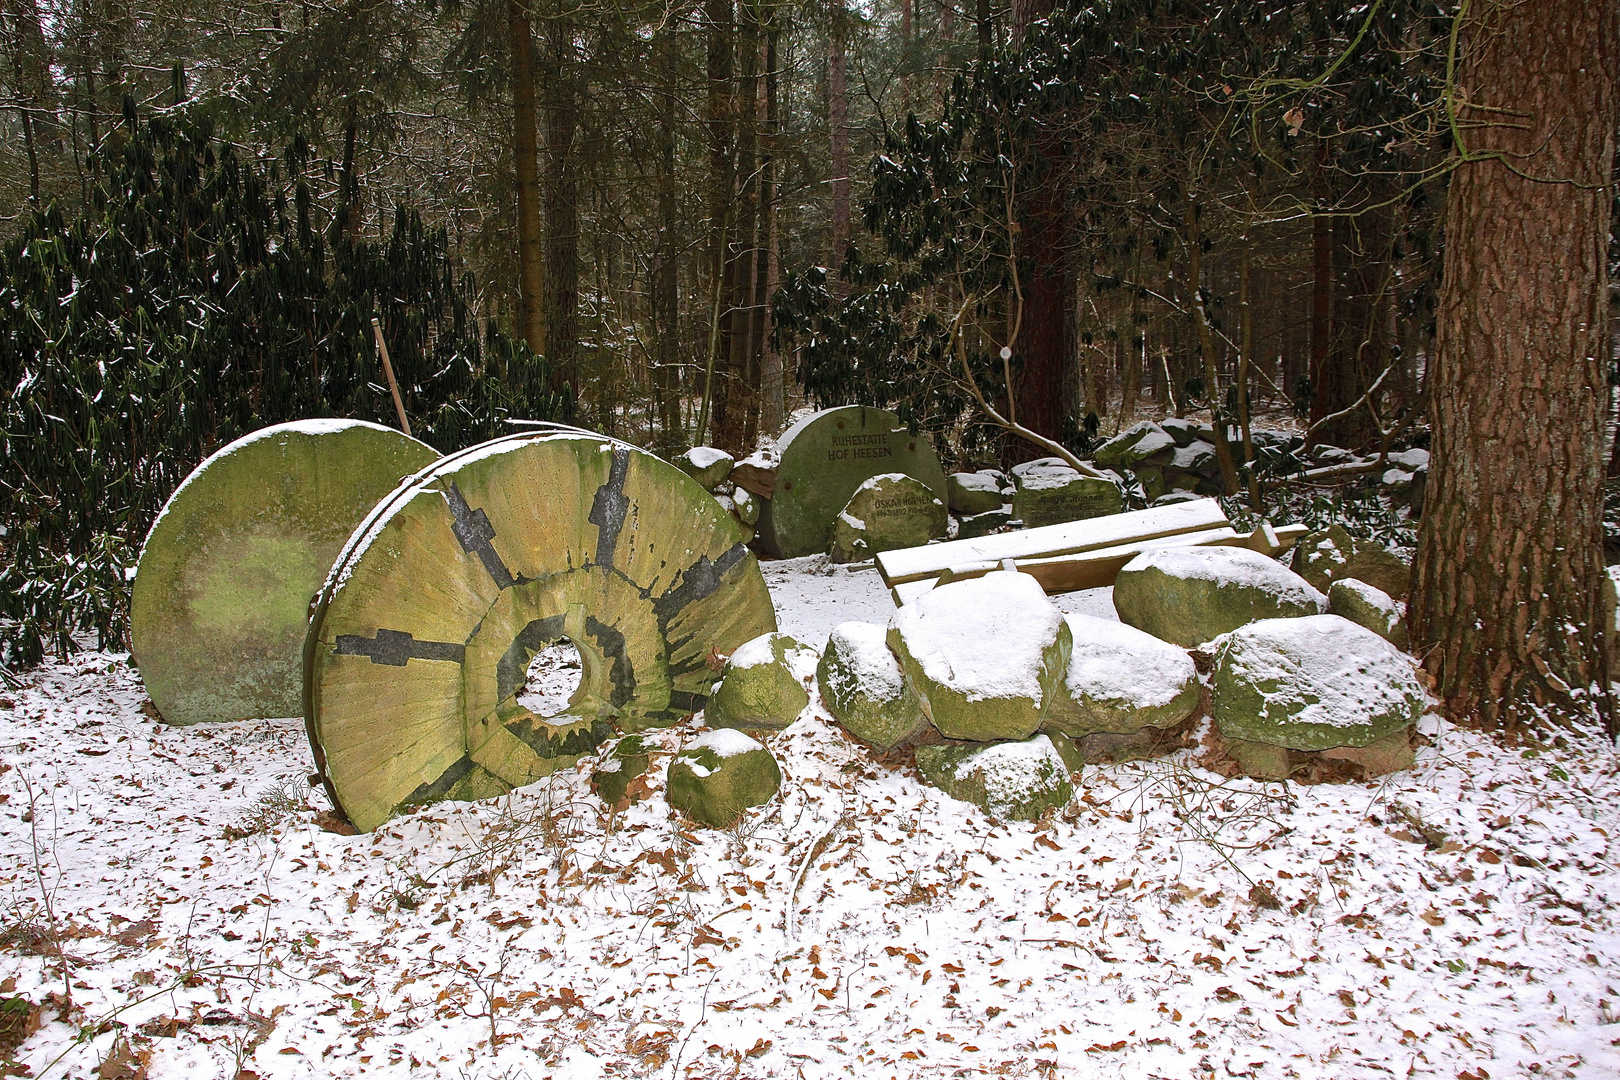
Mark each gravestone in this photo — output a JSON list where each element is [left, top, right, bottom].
[[756, 406, 947, 558], [828, 473, 948, 563], [130, 420, 440, 727]]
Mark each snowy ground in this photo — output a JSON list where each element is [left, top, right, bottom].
[[2, 557, 1619, 1079]]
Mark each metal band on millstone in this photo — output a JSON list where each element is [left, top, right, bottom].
[[757, 406, 947, 559], [130, 420, 440, 726], [304, 433, 778, 832]]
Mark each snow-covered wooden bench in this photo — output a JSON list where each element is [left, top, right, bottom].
[[875, 497, 1307, 605]]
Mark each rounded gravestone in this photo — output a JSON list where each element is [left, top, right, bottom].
[[828, 473, 948, 563], [130, 420, 440, 727], [304, 432, 777, 832], [756, 406, 947, 559]]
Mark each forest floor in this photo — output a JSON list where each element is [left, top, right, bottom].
[[1, 557, 1618, 1080]]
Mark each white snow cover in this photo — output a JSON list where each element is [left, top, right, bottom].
[[1608, 566, 1620, 633], [825, 621, 904, 698], [1014, 463, 1085, 491], [1010, 456, 1069, 477], [1127, 429, 1177, 459], [1386, 448, 1430, 471], [952, 735, 1068, 813], [1170, 441, 1216, 469], [1123, 545, 1326, 609], [855, 471, 910, 493], [1062, 613, 1197, 711], [734, 443, 779, 470], [836, 510, 865, 531], [2, 559, 1619, 1078], [682, 445, 733, 470], [1382, 467, 1414, 487], [1217, 614, 1424, 730], [952, 471, 1004, 495], [1335, 578, 1402, 622], [890, 570, 1060, 703], [687, 727, 765, 758], [725, 633, 780, 670]]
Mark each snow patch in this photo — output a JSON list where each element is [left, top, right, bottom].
[[890, 570, 1060, 703], [1124, 545, 1326, 609], [1063, 613, 1196, 711], [688, 727, 765, 759]]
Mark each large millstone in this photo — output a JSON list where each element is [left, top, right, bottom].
[[130, 420, 439, 726], [1211, 614, 1425, 753], [756, 406, 947, 558], [888, 570, 1070, 742], [1113, 545, 1326, 647], [304, 432, 777, 831]]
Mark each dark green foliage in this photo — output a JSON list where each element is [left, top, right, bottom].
[[0, 104, 570, 666]]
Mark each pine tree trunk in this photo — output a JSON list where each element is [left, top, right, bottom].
[[652, 32, 681, 450], [542, 12, 580, 397], [507, 0, 546, 356], [827, 0, 849, 277], [1409, 0, 1619, 736]]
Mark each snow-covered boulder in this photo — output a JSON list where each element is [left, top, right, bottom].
[[1113, 546, 1327, 647], [1159, 418, 1210, 448], [817, 622, 928, 750], [665, 729, 782, 828], [915, 735, 1075, 821], [676, 446, 735, 492], [1011, 462, 1124, 528], [1092, 422, 1176, 468], [1328, 578, 1408, 650], [705, 633, 817, 731], [1043, 614, 1202, 738], [1211, 615, 1423, 760], [828, 473, 948, 563], [1290, 524, 1411, 600], [732, 485, 760, 526], [955, 505, 1013, 539], [888, 570, 1070, 742], [947, 471, 1008, 515]]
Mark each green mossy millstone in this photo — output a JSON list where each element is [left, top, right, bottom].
[[1328, 578, 1409, 650], [305, 432, 777, 832], [1043, 613, 1201, 738], [955, 506, 1012, 539], [1113, 545, 1326, 647], [888, 570, 1070, 742], [756, 406, 947, 558], [1211, 615, 1424, 752], [706, 632, 815, 732], [828, 473, 948, 563], [817, 621, 928, 750], [591, 734, 652, 807], [130, 420, 439, 727], [665, 729, 782, 828], [915, 735, 1075, 821], [1289, 524, 1412, 600], [676, 447, 735, 492], [1011, 463, 1125, 528], [947, 472, 1006, 515]]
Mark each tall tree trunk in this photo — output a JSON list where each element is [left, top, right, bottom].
[[757, 14, 784, 437], [1410, 0, 1618, 735], [1185, 197, 1240, 495], [717, 9, 758, 454], [507, 0, 546, 357], [542, 11, 580, 397], [701, 0, 736, 448], [827, 0, 849, 279], [652, 31, 681, 450]]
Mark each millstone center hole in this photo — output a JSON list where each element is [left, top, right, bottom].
[[516, 640, 582, 717]]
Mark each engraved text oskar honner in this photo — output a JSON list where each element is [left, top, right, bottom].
[[828, 432, 893, 461]]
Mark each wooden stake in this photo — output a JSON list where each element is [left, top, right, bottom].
[[371, 317, 412, 437]]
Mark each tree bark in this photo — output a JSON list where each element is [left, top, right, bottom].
[[652, 30, 681, 450], [1410, 0, 1619, 736], [542, 11, 580, 397], [507, 0, 546, 357], [827, 0, 849, 278]]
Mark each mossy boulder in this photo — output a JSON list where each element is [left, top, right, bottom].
[[1289, 524, 1411, 600], [955, 506, 1012, 539], [817, 622, 928, 750], [676, 447, 736, 492], [665, 729, 782, 827], [947, 471, 1007, 515], [828, 473, 948, 563], [706, 632, 816, 731], [1328, 578, 1408, 650], [1113, 545, 1326, 647], [1092, 422, 1176, 468], [915, 735, 1075, 821], [1043, 613, 1201, 738], [1211, 614, 1425, 752], [1011, 462, 1125, 528], [888, 570, 1070, 742], [592, 735, 652, 808]]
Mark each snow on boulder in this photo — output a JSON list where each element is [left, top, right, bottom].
[[888, 570, 1070, 742], [1113, 545, 1326, 648], [915, 735, 1075, 821], [817, 621, 928, 750], [828, 472, 948, 563], [1211, 614, 1424, 755], [1043, 613, 1202, 738], [665, 729, 782, 828], [705, 632, 818, 732], [1289, 524, 1411, 600], [1328, 578, 1408, 651], [947, 470, 1008, 515], [676, 446, 735, 491], [1010, 462, 1124, 528], [1092, 421, 1176, 468], [1159, 418, 1209, 448]]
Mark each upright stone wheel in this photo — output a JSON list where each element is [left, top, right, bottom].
[[130, 419, 440, 726], [304, 432, 778, 832], [757, 405, 947, 558]]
